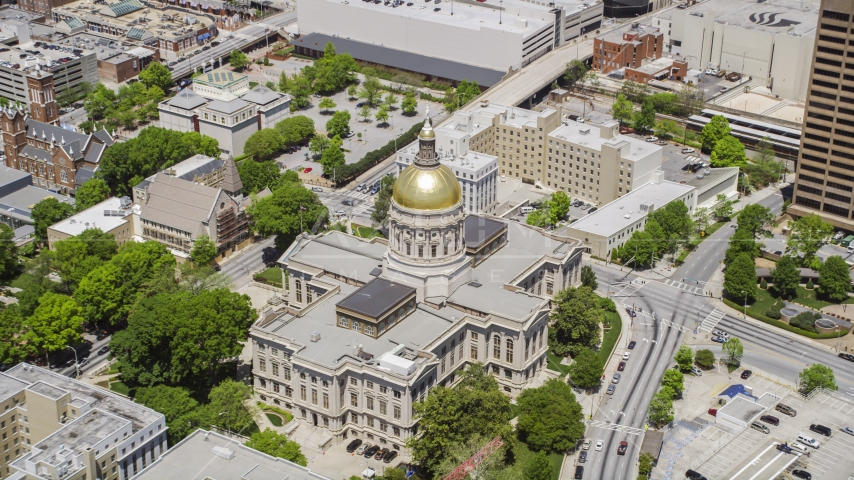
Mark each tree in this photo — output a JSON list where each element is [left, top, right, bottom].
[[376, 105, 390, 125], [319, 137, 345, 177], [358, 76, 383, 107], [526, 209, 549, 228], [638, 452, 655, 477], [53, 228, 117, 293], [401, 93, 417, 115], [347, 85, 358, 100], [738, 204, 775, 245], [633, 99, 656, 133], [695, 349, 716, 369], [0, 306, 26, 364], [649, 200, 694, 254], [31, 197, 75, 242], [371, 175, 395, 228], [139, 62, 172, 92], [694, 207, 711, 234], [317, 97, 336, 113], [722, 337, 743, 367], [0, 225, 17, 279], [237, 160, 281, 194], [135, 385, 204, 443], [713, 193, 734, 221], [620, 81, 650, 104], [710, 135, 747, 167], [548, 191, 571, 224], [786, 214, 833, 268], [23, 293, 84, 357], [229, 49, 249, 69], [799, 364, 837, 393], [661, 369, 685, 397], [673, 345, 694, 373], [610, 94, 634, 126], [771, 255, 800, 299], [309, 135, 331, 157], [406, 363, 512, 475], [384, 92, 398, 110], [819, 255, 851, 303], [243, 129, 284, 161], [724, 254, 758, 302], [549, 286, 603, 357], [754, 136, 776, 165], [563, 60, 589, 91], [619, 230, 656, 266], [246, 429, 307, 466], [648, 387, 674, 427], [517, 379, 584, 453], [190, 235, 218, 266], [358, 103, 372, 122], [247, 181, 327, 250], [567, 348, 604, 390], [275, 116, 315, 146], [523, 452, 553, 480], [701, 115, 731, 152], [580, 265, 598, 290], [74, 178, 111, 212], [208, 378, 257, 434], [325, 110, 351, 138]]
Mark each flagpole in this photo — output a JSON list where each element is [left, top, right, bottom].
[[300, 204, 303, 232]]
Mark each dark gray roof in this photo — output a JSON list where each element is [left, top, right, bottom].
[[297, 33, 506, 87], [464, 215, 507, 249], [0, 168, 32, 197], [241, 85, 280, 105], [177, 159, 224, 181], [74, 167, 96, 186], [20, 145, 52, 162], [336, 277, 415, 319], [84, 142, 106, 164], [167, 89, 208, 110], [205, 98, 249, 114], [26, 119, 88, 147]]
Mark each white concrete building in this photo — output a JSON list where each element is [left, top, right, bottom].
[[562, 174, 696, 259], [653, 0, 818, 101], [193, 68, 251, 101], [297, 0, 604, 72], [546, 121, 663, 205]]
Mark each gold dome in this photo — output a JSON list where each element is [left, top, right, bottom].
[[393, 164, 461, 210]]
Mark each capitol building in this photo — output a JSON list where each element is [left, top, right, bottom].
[[249, 115, 585, 453]]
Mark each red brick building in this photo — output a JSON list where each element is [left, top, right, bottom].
[[1, 70, 113, 193], [593, 25, 663, 75]]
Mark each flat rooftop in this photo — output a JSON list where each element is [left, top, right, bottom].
[[718, 395, 765, 423], [195, 68, 247, 88], [448, 282, 547, 320], [464, 215, 507, 249], [50, 197, 130, 237], [0, 372, 29, 402], [567, 180, 694, 237], [27, 409, 128, 467], [548, 122, 662, 162], [282, 231, 387, 285], [336, 277, 415, 319], [0, 186, 72, 220], [129, 429, 331, 480], [597, 22, 659, 44], [63, 32, 145, 60], [677, 0, 818, 37], [52, 0, 216, 40], [160, 154, 223, 181], [494, 105, 556, 129], [630, 57, 676, 75]]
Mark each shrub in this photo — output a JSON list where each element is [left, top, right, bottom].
[[765, 299, 783, 320], [806, 279, 814, 290], [760, 278, 768, 290], [789, 311, 821, 332], [598, 296, 617, 312]]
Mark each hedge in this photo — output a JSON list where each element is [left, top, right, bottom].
[[336, 121, 424, 183], [721, 298, 846, 339], [233, 152, 254, 162]]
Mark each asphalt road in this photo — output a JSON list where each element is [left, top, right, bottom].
[[218, 236, 279, 289], [52, 334, 113, 379]]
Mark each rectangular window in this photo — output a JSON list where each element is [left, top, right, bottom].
[[393, 405, 401, 420], [380, 401, 387, 415], [258, 359, 266, 372], [311, 389, 318, 405], [300, 386, 306, 401], [471, 345, 478, 360], [351, 393, 358, 407], [367, 397, 374, 410], [323, 393, 329, 409], [272, 363, 279, 376]]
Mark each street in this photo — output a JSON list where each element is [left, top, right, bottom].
[[218, 236, 280, 289]]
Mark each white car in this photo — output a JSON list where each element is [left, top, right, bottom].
[[720, 86, 730, 93], [841, 426, 854, 436], [595, 440, 604, 451], [622, 352, 630, 360], [681, 148, 695, 154], [582, 439, 591, 450], [645, 136, 658, 143]]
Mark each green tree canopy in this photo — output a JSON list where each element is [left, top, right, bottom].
[[523, 452, 553, 480], [713, 194, 734, 221], [74, 178, 111, 212], [275, 116, 316, 146], [0, 305, 26, 364], [701, 115, 731, 152], [649, 200, 695, 254], [799, 363, 837, 393], [610, 93, 634, 126], [246, 429, 308, 466], [138, 61, 173, 91], [244, 129, 284, 161], [135, 385, 203, 443], [190, 235, 218, 266], [229, 50, 249, 69], [237, 160, 282, 194], [517, 378, 584, 453], [580, 265, 598, 290], [208, 378, 257, 434], [376, 105, 390, 124], [567, 347, 604, 390], [549, 286, 603, 357], [694, 349, 716, 369], [725, 228, 761, 264], [819, 255, 851, 303], [24, 293, 84, 356], [661, 368, 685, 396], [318, 97, 336, 113], [358, 76, 383, 107], [722, 337, 744, 366], [549, 191, 571, 224], [632, 98, 656, 133], [564, 60, 589, 91], [325, 110, 351, 138], [309, 135, 331, 157], [771, 255, 800, 299], [786, 214, 833, 268], [401, 93, 418, 115], [406, 363, 512, 475], [648, 387, 675, 427], [32, 197, 74, 242], [52, 228, 117, 292], [620, 81, 650, 104], [724, 254, 758, 302], [618, 230, 656, 266], [247, 181, 327, 250], [319, 136, 345, 177], [673, 345, 694, 373], [710, 135, 747, 167], [0, 225, 18, 279], [371, 175, 395, 228]]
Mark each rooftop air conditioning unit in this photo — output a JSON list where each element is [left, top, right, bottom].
[[310, 331, 321, 342]]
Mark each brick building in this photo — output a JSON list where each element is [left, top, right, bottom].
[[1, 69, 113, 192], [593, 23, 663, 75]]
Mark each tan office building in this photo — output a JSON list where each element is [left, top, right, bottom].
[[493, 106, 562, 185], [789, 0, 854, 230]]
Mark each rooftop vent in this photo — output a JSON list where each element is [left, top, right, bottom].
[[210, 445, 234, 460], [310, 331, 321, 342]]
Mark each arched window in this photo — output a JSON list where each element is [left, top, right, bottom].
[[352, 321, 361, 332], [397, 308, 404, 321], [505, 339, 514, 363], [365, 325, 374, 336], [379, 322, 386, 332], [295, 279, 302, 303], [407, 300, 415, 313], [493, 335, 500, 359], [338, 316, 348, 327]]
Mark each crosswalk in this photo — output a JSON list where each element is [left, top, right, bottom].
[[662, 278, 704, 295], [587, 420, 644, 436], [698, 308, 726, 333]]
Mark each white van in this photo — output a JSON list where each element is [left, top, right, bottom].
[[521, 206, 536, 214], [797, 433, 820, 449]]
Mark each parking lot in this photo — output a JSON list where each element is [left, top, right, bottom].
[[661, 364, 854, 480], [307, 437, 408, 480]]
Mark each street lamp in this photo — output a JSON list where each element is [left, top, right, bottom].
[[364, 129, 367, 143], [67, 346, 79, 379]]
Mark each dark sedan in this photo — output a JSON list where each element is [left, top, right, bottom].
[[346, 439, 362, 453], [374, 447, 389, 460], [382, 450, 398, 463], [741, 370, 752, 379], [628, 341, 636, 350], [97, 346, 110, 355], [363, 445, 380, 458]]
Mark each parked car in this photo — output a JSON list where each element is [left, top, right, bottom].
[[574, 466, 583, 479], [606, 384, 615, 395], [97, 346, 109, 356], [375, 447, 389, 460], [578, 451, 587, 463], [809, 424, 832, 437], [363, 445, 380, 458], [582, 439, 591, 450], [841, 426, 854, 436], [720, 86, 730, 93], [775, 404, 797, 417], [303, 168, 313, 174], [685, 470, 707, 480], [711, 336, 725, 343], [741, 370, 752, 379], [791, 470, 812, 480], [311, 187, 324, 192], [617, 441, 627, 455], [77, 356, 89, 368], [612, 373, 621, 384], [691, 366, 703, 376], [355, 442, 372, 455], [625, 307, 636, 317], [622, 352, 630, 360], [617, 361, 626, 371], [708, 408, 717, 416], [383, 450, 398, 463], [346, 439, 362, 452], [645, 136, 658, 142], [628, 341, 636, 349], [760, 415, 779, 426]]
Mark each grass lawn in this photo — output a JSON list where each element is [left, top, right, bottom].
[[265, 412, 284, 426], [546, 348, 570, 376], [255, 267, 283, 288], [109, 381, 130, 396], [243, 421, 262, 437], [745, 287, 778, 317], [598, 312, 622, 365], [275, 45, 295, 56], [510, 403, 521, 419], [791, 286, 854, 310], [512, 438, 563, 480], [749, 285, 854, 316], [353, 225, 383, 239]]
